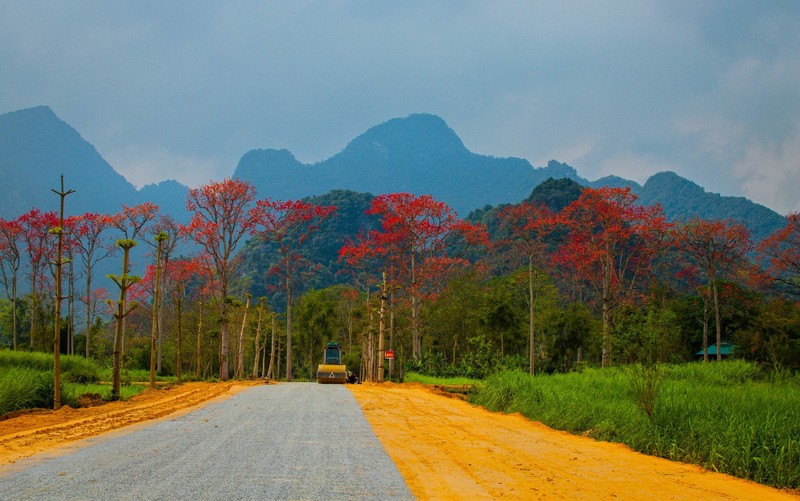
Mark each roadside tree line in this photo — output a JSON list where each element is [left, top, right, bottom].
[[1, 178, 799, 397]]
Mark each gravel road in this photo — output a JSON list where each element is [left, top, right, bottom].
[[0, 384, 413, 500]]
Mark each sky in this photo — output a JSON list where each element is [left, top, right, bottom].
[[1, 1, 799, 214]]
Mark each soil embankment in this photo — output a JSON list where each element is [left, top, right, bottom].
[[0, 381, 255, 466]]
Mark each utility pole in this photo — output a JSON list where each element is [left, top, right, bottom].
[[51, 175, 75, 409]]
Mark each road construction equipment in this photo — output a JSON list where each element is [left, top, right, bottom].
[[317, 342, 347, 384]]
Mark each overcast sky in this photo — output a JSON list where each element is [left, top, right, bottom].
[[1, 1, 798, 214]]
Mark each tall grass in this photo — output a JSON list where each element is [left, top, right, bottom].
[[471, 361, 800, 489], [0, 349, 129, 415], [0, 367, 60, 415], [0, 350, 101, 383]]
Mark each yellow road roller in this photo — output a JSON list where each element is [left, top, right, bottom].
[[317, 342, 347, 384]]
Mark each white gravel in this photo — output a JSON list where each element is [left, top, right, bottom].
[[0, 383, 414, 500]]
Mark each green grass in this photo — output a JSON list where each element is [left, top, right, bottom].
[[404, 372, 482, 386], [97, 367, 177, 384], [0, 349, 145, 415], [0, 367, 58, 415], [471, 361, 800, 489], [65, 383, 147, 402], [0, 350, 101, 383]]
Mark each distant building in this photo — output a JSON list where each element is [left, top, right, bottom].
[[696, 342, 735, 358]]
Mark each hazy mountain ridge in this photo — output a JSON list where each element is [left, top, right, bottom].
[[0, 106, 189, 220], [0, 106, 785, 243], [234, 114, 547, 215]]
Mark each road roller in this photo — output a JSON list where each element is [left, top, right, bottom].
[[317, 342, 347, 384]]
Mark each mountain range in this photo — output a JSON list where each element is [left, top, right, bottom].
[[0, 106, 786, 241]]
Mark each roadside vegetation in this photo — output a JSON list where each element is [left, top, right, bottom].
[[0, 350, 147, 415], [471, 361, 800, 489]]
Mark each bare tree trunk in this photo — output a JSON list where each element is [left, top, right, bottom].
[[196, 297, 203, 380], [12, 273, 17, 351], [111, 240, 138, 401], [176, 296, 183, 384], [703, 286, 710, 362], [52, 177, 73, 409], [267, 313, 276, 380], [712, 277, 722, 362], [236, 294, 251, 378], [378, 271, 387, 383], [285, 274, 293, 382], [253, 298, 265, 378], [149, 234, 166, 389], [276, 328, 282, 381], [157, 296, 164, 374], [220, 279, 230, 381], [67, 249, 75, 355], [411, 253, 421, 359], [84, 258, 92, 358], [601, 252, 613, 368], [389, 292, 395, 380], [528, 256, 536, 375]]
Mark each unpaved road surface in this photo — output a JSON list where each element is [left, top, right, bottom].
[[0, 384, 411, 500], [350, 383, 799, 500], [1, 381, 797, 500]]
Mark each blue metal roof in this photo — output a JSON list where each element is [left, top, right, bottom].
[[696, 342, 735, 356]]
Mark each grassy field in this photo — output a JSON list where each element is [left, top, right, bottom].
[[0, 350, 149, 415], [470, 361, 800, 489]]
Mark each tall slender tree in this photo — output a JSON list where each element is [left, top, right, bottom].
[[146, 215, 181, 373], [235, 293, 252, 378], [183, 178, 258, 381], [164, 257, 200, 384], [0, 217, 23, 350], [19, 209, 59, 350], [72, 212, 116, 357], [498, 202, 556, 374], [251, 198, 336, 381], [107, 239, 140, 401], [677, 217, 751, 361], [149, 232, 168, 388]]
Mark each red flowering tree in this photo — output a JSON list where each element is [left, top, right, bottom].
[[340, 193, 489, 362], [0, 217, 24, 350], [497, 202, 556, 374], [183, 178, 258, 380], [19, 209, 59, 350], [759, 213, 800, 297], [163, 257, 202, 383], [677, 217, 752, 361], [111, 202, 159, 242], [251, 199, 336, 382], [145, 215, 182, 372], [71, 212, 117, 357], [556, 187, 671, 367]]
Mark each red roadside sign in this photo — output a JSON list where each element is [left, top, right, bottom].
[[385, 350, 395, 360]]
